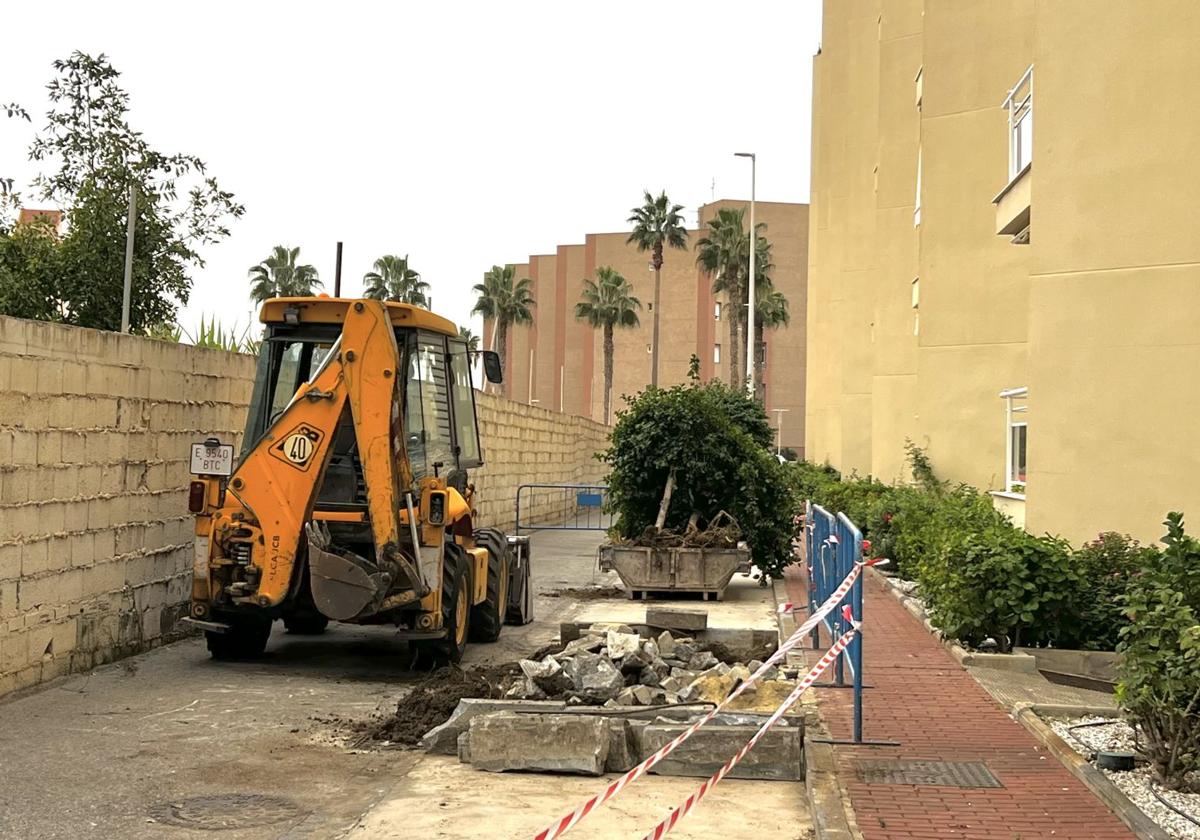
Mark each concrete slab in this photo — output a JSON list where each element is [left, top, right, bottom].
[[640, 721, 805, 781], [346, 755, 813, 839], [562, 574, 777, 634], [466, 712, 611, 775]]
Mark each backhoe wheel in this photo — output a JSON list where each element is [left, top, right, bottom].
[[412, 545, 471, 670], [470, 528, 510, 642], [205, 617, 272, 661], [283, 613, 329, 635]]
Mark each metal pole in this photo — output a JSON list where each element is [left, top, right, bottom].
[[120, 183, 137, 333], [746, 155, 756, 398], [772, 408, 788, 455], [650, 263, 660, 389], [334, 241, 343, 297]]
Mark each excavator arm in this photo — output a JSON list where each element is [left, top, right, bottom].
[[211, 300, 428, 612]]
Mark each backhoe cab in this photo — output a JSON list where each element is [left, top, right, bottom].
[[185, 297, 530, 666]]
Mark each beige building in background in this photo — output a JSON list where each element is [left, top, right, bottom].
[[485, 200, 809, 453], [806, 0, 1200, 544]]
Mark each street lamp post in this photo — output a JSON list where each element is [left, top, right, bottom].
[[772, 408, 790, 455], [735, 152, 756, 398]]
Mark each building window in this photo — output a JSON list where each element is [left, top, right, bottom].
[[713, 344, 721, 364], [914, 145, 922, 227], [1000, 386, 1027, 494], [714, 302, 722, 321], [1004, 66, 1033, 181]]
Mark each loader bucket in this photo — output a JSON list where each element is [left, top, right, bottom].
[[305, 522, 389, 621]]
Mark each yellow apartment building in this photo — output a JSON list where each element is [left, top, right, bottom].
[[805, 0, 1200, 544], [483, 200, 809, 453]]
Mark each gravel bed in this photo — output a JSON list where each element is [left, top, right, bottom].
[[1049, 715, 1200, 840]]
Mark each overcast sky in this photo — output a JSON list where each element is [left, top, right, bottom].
[[1, 1, 821, 339]]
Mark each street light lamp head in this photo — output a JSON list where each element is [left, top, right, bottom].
[[734, 152, 756, 159]]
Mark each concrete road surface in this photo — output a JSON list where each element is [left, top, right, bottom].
[[0, 529, 811, 839]]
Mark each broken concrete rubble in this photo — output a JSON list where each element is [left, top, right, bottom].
[[606, 630, 641, 659], [564, 653, 624, 701]]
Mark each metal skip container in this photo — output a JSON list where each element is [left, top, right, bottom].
[[597, 542, 751, 601]]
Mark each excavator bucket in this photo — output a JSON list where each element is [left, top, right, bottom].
[[305, 522, 390, 621]]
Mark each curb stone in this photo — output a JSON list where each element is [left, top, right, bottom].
[[773, 576, 862, 840], [1012, 702, 1172, 840]]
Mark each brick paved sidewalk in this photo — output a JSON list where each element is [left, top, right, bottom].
[[785, 567, 1134, 840]]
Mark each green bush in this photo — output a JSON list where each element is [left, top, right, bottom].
[[602, 380, 797, 580], [1067, 532, 1158, 651], [917, 520, 1077, 650], [1117, 513, 1200, 791]]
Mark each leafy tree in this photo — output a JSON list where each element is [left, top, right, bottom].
[[627, 190, 688, 388], [363, 254, 428, 305], [603, 379, 795, 579], [471, 264, 534, 395], [458, 326, 480, 353], [575, 266, 641, 424], [753, 282, 789, 400], [0, 217, 61, 321], [248, 245, 321, 303], [3, 52, 244, 331]]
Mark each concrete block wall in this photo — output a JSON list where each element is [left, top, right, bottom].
[[0, 316, 608, 698], [0, 315, 257, 698], [471, 392, 610, 532]]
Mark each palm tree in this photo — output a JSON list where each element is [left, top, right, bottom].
[[363, 254, 429, 305], [627, 190, 688, 388], [695, 208, 767, 388], [471, 264, 534, 395], [458, 326, 480, 353], [248, 246, 321, 303], [754, 282, 789, 401], [575, 266, 641, 424]]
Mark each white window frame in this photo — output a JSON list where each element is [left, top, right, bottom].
[[1003, 66, 1033, 181], [1000, 386, 1027, 496], [714, 301, 722, 321], [713, 344, 721, 365]]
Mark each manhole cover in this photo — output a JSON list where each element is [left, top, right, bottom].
[[854, 759, 1002, 788], [149, 794, 304, 830]]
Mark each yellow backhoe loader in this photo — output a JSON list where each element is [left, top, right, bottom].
[[183, 297, 531, 666]]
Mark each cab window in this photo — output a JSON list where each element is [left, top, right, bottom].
[[404, 332, 455, 482], [448, 339, 482, 468]]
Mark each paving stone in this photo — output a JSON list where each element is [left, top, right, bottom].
[[466, 712, 611, 776]]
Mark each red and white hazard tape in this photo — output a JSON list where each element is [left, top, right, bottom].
[[641, 609, 860, 840], [531, 560, 879, 840]]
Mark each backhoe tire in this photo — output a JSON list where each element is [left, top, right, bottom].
[[411, 545, 471, 670], [283, 613, 329, 635], [206, 617, 272, 661], [470, 528, 510, 643]]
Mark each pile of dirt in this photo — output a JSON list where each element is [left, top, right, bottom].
[[540, 586, 626, 601], [358, 665, 515, 746]]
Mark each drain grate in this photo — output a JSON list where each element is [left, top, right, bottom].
[[854, 759, 1002, 788], [149, 794, 304, 830]]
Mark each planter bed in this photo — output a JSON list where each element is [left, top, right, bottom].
[[1044, 713, 1200, 840]]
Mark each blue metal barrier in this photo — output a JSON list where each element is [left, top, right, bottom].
[[805, 502, 896, 746]]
